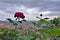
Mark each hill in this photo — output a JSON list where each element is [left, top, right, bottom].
[[0, 20, 34, 29]]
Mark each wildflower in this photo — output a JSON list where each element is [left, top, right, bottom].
[[40, 14, 43, 17], [14, 12, 25, 19]]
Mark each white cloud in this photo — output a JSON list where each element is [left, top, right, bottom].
[[0, 10, 14, 21], [15, 6, 40, 20], [0, 5, 59, 21], [0, 0, 60, 21], [39, 11, 51, 16]]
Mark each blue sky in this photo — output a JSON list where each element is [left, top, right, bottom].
[[0, 0, 60, 21]]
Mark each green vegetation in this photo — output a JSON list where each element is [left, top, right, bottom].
[[0, 14, 60, 40]]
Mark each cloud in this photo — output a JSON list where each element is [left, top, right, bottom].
[[45, 11, 60, 16], [0, 0, 60, 20], [0, 10, 14, 21], [0, 0, 60, 11]]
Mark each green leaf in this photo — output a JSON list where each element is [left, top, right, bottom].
[[22, 19, 27, 22], [39, 19, 46, 23], [32, 22, 37, 26], [44, 18, 49, 19], [16, 36, 31, 40], [36, 16, 41, 19], [45, 28, 60, 36], [6, 18, 14, 23], [18, 21, 22, 23]]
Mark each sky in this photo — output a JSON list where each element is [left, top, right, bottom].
[[0, 0, 60, 21]]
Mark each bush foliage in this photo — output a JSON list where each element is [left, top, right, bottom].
[[0, 14, 60, 40]]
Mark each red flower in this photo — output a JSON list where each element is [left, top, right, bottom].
[[14, 12, 25, 19]]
